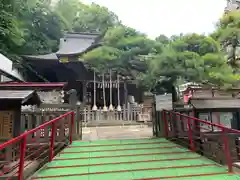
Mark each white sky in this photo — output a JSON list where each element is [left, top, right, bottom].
[[82, 0, 226, 39]]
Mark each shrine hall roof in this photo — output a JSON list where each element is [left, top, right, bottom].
[[23, 32, 101, 60], [0, 90, 41, 105], [0, 82, 66, 87], [190, 98, 240, 109]]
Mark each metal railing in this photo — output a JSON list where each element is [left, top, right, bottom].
[[162, 109, 240, 173], [0, 111, 74, 180]]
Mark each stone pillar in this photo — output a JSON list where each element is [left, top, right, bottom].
[[67, 89, 78, 140]]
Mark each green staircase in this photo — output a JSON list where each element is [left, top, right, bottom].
[[33, 138, 240, 180]]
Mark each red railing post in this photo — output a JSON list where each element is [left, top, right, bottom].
[[69, 112, 75, 144], [187, 117, 195, 152], [162, 110, 168, 138], [18, 136, 27, 180], [222, 128, 232, 172], [49, 123, 56, 162]]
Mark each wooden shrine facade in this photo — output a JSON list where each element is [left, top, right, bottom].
[[173, 86, 240, 130], [0, 90, 41, 143], [16, 32, 144, 110], [3, 32, 149, 125]]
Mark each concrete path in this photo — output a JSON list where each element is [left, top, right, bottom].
[[82, 125, 153, 141]]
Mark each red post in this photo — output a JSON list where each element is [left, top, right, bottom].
[[69, 112, 74, 144], [49, 123, 56, 162], [187, 117, 195, 152], [222, 128, 232, 172], [18, 136, 27, 180], [162, 111, 168, 138]]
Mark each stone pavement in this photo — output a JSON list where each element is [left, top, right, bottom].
[[82, 125, 153, 141]]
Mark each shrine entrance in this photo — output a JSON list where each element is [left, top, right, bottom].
[[74, 71, 153, 135]]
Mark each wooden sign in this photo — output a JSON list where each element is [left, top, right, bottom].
[[0, 111, 14, 139]]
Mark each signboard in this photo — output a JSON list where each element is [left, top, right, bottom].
[[199, 113, 212, 132], [200, 112, 233, 132], [220, 112, 232, 128], [156, 94, 172, 110], [0, 111, 14, 139]]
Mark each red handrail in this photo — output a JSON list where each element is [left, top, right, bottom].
[[0, 111, 75, 180], [162, 109, 238, 173], [162, 109, 240, 134], [0, 111, 74, 150]]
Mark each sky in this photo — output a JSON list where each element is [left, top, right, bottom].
[[82, 0, 227, 39]]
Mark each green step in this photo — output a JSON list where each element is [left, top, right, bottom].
[[39, 159, 219, 177], [34, 138, 240, 180], [48, 153, 200, 167], [36, 174, 240, 180], [56, 146, 188, 158], [36, 166, 230, 180], [63, 142, 176, 152], [178, 174, 240, 180], [71, 138, 167, 146]]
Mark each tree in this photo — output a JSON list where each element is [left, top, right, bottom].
[[155, 34, 169, 45], [16, 0, 62, 54], [54, 1, 121, 33], [0, 0, 25, 59], [212, 11, 240, 69], [83, 25, 155, 80], [53, 0, 82, 31], [0, 1, 238, 91], [148, 33, 238, 90], [0, 0, 120, 59], [0, 0, 62, 58], [73, 3, 121, 33], [84, 27, 239, 91]]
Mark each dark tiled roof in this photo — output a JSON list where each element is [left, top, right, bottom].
[[0, 90, 41, 105], [57, 32, 99, 55], [0, 82, 66, 87], [190, 99, 240, 109], [23, 32, 101, 60], [0, 53, 24, 81], [22, 53, 58, 60]]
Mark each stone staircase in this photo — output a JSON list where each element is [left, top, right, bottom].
[[32, 138, 240, 180]]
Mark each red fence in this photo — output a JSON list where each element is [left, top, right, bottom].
[[0, 111, 74, 180], [162, 109, 240, 173]]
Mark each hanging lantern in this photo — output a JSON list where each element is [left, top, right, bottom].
[[117, 74, 121, 112], [109, 70, 114, 111], [92, 71, 98, 111]]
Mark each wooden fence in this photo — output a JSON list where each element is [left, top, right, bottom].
[[21, 103, 152, 132]]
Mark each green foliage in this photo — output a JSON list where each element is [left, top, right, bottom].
[[0, 0, 25, 59], [0, 0, 62, 60], [54, 0, 80, 31], [54, 0, 120, 33], [84, 26, 155, 78], [17, 1, 62, 54], [147, 33, 237, 90], [0, 0, 119, 60], [84, 25, 238, 91], [83, 46, 121, 71], [0, 0, 238, 91], [213, 11, 240, 68], [155, 34, 169, 45]]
